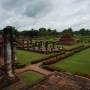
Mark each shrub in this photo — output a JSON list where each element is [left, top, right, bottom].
[[14, 63, 26, 69], [42, 65, 66, 72], [42, 65, 54, 71], [31, 51, 65, 64], [43, 46, 90, 65]]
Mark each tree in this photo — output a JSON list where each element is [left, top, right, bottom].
[[11, 27, 19, 36], [79, 28, 85, 35], [62, 27, 73, 36], [39, 28, 47, 36]]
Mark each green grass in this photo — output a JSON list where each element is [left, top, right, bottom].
[[10, 71, 43, 90], [16, 50, 50, 65], [52, 48, 90, 74], [48, 42, 90, 50], [19, 71, 43, 84], [60, 43, 90, 50], [47, 43, 82, 49], [60, 44, 81, 50]]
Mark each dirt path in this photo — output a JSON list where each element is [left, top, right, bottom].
[[15, 62, 51, 76]]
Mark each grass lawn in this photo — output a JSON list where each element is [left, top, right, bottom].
[[52, 48, 90, 74], [16, 50, 50, 65], [60, 44, 81, 50], [60, 43, 90, 50], [48, 42, 90, 50], [10, 71, 43, 90], [19, 71, 43, 84], [48, 43, 82, 49]]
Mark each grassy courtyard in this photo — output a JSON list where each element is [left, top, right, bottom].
[[19, 71, 43, 84], [10, 71, 43, 90], [16, 50, 50, 65], [52, 48, 90, 74]]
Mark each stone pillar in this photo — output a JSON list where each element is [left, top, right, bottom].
[[3, 26, 15, 78], [45, 41, 48, 50]]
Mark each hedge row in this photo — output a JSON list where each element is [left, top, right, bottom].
[[41, 65, 65, 72], [42, 65, 90, 79], [14, 63, 26, 69], [65, 45, 84, 51], [42, 45, 90, 65], [31, 51, 65, 64], [74, 72, 90, 79]]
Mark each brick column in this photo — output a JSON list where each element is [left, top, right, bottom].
[[3, 26, 15, 78]]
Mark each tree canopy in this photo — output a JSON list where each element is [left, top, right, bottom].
[[0, 26, 90, 38]]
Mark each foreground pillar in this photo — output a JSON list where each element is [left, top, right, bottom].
[[3, 26, 16, 79], [0, 26, 18, 89]]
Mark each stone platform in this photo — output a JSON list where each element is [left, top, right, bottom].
[[24, 72, 90, 90]]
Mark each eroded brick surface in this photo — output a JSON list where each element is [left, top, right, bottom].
[[26, 72, 90, 90]]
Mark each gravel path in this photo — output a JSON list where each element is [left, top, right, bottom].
[[15, 62, 51, 76]]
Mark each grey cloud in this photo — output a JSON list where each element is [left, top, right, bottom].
[[0, 0, 90, 31], [2, 0, 52, 18], [1, 0, 22, 10], [24, 0, 52, 18]]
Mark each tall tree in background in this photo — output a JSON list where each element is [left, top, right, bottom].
[[62, 27, 73, 36]]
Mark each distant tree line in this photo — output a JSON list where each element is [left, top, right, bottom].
[[0, 26, 90, 38], [20, 28, 58, 38], [62, 27, 90, 36]]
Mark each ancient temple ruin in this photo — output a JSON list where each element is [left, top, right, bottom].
[[59, 33, 77, 45], [0, 26, 16, 80]]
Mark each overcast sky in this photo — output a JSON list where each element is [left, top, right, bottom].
[[0, 0, 90, 31]]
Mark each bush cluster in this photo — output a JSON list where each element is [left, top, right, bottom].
[[43, 45, 90, 65], [31, 51, 65, 64], [14, 63, 26, 69]]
